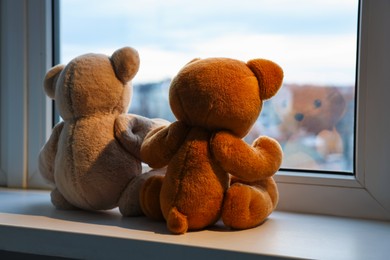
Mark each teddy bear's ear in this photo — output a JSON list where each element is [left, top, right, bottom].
[[247, 59, 284, 100], [111, 47, 140, 84], [44, 64, 64, 99], [185, 58, 201, 65]]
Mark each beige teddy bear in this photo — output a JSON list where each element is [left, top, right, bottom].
[[39, 47, 167, 215], [277, 84, 347, 169]]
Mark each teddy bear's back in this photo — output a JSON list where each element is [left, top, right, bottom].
[[160, 127, 229, 230], [55, 115, 141, 210]]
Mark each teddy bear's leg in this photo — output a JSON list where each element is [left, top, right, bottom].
[[50, 188, 77, 210], [119, 168, 165, 217], [139, 173, 165, 221], [221, 177, 278, 230]]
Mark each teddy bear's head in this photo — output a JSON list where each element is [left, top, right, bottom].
[[280, 85, 346, 135], [169, 58, 283, 137], [274, 85, 348, 169], [43, 47, 140, 120]]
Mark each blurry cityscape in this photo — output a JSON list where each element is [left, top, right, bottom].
[[60, 0, 359, 174], [129, 80, 355, 173]]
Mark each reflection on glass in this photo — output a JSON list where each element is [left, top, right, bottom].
[[60, 0, 358, 173], [247, 84, 355, 172]]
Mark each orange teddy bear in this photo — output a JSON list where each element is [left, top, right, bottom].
[[140, 58, 284, 234]]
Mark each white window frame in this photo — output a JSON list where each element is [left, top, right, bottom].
[[0, 0, 53, 189], [1, 0, 389, 220], [274, 0, 390, 220]]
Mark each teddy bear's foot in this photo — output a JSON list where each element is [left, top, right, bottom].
[[51, 188, 77, 210], [118, 176, 145, 217], [167, 207, 188, 234], [119, 168, 165, 217], [140, 174, 164, 221], [221, 183, 273, 230]]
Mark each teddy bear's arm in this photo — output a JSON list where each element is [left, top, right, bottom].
[[141, 121, 190, 169], [114, 114, 169, 160], [211, 131, 283, 182], [38, 121, 64, 184]]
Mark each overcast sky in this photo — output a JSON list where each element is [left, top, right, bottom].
[[60, 0, 359, 86]]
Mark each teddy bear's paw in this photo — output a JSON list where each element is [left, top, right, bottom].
[[50, 188, 77, 210], [140, 175, 164, 220], [222, 183, 273, 230]]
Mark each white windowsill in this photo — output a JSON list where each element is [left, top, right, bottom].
[[0, 188, 389, 260]]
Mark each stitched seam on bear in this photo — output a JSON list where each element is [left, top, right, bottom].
[[177, 90, 190, 125], [64, 65, 94, 210], [68, 119, 97, 210], [208, 132, 220, 170], [205, 100, 213, 129], [112, 82, 126, 114], [65, 65, 76, 189], [66, 64, 76, 118], [68, 122, 77, 199], [172, 133, 194, 208]]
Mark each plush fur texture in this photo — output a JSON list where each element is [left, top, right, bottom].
[[39, 47, 167, 215], [140, 57, 284, 234]]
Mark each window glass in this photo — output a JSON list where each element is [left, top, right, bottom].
[[60, 0, 359, 173]]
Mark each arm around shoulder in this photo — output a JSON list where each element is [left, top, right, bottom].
[[114, 114, 169, 160], [141, 121, 190, 169]]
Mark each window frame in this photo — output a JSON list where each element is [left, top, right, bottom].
[[0, 0, 53, 188], [275, 0, 390, 220], [1, 0, 389, 220]]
